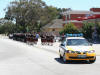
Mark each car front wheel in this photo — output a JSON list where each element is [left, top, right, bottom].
[[89, 57, 96, 64]]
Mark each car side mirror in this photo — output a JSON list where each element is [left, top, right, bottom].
[[61, 43, 65, 46]]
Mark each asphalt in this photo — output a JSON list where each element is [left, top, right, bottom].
[[0, 36, 100, 75]]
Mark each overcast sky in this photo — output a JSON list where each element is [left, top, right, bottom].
[[0, 0, 100, 18]]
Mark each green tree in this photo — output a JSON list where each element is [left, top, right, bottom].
[[82, 22, 94, 39], [60, 23, 80, 34], [0, 22, 16, 34], [96, 23, 100, 37], [5, 0, 60, 33]]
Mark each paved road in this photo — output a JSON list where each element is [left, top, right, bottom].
[[0, 38, 100, 75]]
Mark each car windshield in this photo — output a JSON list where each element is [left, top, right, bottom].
[[67, 39, 90, 46]]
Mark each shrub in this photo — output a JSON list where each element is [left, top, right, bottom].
[[82, 22, 94, 39], [60, 23, 80, 35]]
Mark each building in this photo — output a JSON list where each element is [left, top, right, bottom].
[[83, 15, 100, 24], [62, 8, 100, 28], [41, 19, 64, 35], [42, 8, 100, 35]]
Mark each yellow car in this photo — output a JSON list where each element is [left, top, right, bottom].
[[59, 37, 96, 63]]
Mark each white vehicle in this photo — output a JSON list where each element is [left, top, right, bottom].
[[59, 34, 96, 63]]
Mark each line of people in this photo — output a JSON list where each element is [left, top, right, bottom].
[[40, 32, 55, 46], [9, 32, 55, 46]]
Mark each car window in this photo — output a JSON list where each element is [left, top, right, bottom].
[[67, 39, 90, 46]]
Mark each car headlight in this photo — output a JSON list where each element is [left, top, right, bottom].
[[88, 50, 95, 53], [66, 50, 75, 53]]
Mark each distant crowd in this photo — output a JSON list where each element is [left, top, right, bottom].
[[9, 32, 57, 46]]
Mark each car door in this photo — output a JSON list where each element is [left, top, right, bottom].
[[60, 38, 66, 56]]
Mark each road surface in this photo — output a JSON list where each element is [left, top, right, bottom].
[[0, 37, 100, 75]]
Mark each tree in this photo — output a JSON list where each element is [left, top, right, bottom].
[[82, 22, 94, 39], [96, 23, 100, 37], [5, 0, 60, 33], [0, 22, 16, 34], [60, 23, 80, 34]]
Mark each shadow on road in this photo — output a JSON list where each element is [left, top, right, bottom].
[[55, 58, 90, 64]]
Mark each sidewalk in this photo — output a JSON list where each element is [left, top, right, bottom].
[[0, 35, 8, 39], [93, 44, 100, 56]]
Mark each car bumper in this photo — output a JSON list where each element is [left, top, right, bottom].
[[65, 53, 96, 60]]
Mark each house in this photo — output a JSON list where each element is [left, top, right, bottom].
[[42, 8, 100, 35], [41, 19, 64, 35], [62, 8, 100, 28]]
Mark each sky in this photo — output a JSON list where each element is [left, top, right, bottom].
[[0, 0, 14, 18], [0, 0, 100, 18]]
